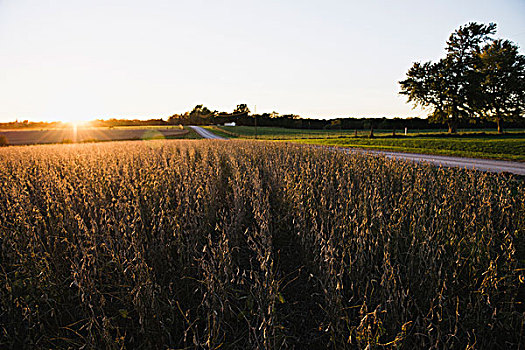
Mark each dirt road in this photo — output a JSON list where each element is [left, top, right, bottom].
[[190, 126, 227, 140]]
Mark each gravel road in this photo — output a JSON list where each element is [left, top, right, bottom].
[[189, 126, 227, 140]]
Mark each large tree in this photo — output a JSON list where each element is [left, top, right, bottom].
[[400, 22, 496, 133], [476, 39, 525, 133]]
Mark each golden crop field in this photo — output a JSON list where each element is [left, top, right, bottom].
[[0, 140, 523, 349]]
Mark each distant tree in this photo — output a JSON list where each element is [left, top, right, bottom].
[[168, 114, 183, 124], [233, 104, 250, 115], [400, 22, 496, 133], [190, 104, 212, 116], [476, 39, 525, 133], [330, 119, 341, 129], [281, 114, 300, 119], [187, 105, 215, 125]]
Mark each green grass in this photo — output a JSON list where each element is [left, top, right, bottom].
[[205, 126, 393, 139], [292, 137, 525, 162], [206, 125, 525, 139], [206, 126, 525, 162]]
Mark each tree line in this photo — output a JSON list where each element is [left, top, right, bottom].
[[2, 112, 524, 131], [166, 104, 525, 131]]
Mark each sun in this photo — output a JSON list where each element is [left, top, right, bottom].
[[69, 120, 89, 127], [56, 116, 92, 128]]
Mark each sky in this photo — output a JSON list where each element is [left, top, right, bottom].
[[0, 0, 524, 122]]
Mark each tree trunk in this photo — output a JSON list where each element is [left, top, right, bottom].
[[497, 117, 503, 134], [447, 121, 457, 133], [369, 125, 374, 138], [448, 106, 459, 133]]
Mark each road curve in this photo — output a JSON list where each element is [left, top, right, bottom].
[[190, 126, 227, 140], [343, 148, 525, 176]]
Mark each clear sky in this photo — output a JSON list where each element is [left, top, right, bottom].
[[0, 0, 524, 122]]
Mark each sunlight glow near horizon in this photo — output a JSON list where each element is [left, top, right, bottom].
[[0, 0, 523, 123]]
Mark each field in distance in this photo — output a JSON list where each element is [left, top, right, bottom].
[[0, 140, 523, 348], [0, 126, 201, 145], [206, 126, 525, 162]]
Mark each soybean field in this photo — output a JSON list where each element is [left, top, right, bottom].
[[0, 140, 523, 349]]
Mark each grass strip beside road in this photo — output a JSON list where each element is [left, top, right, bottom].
[[289, 137, 525, 162], [203, 126, 239, 138]]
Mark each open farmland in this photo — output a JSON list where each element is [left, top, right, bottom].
[[0, 127, 198, 145], [0, 140, 524, 349]]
